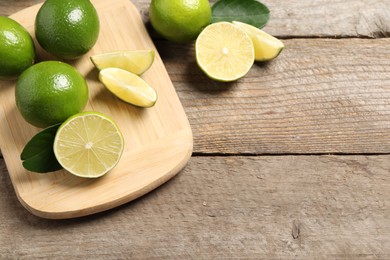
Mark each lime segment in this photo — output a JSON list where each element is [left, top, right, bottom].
[[90, 50, 155, 75], [195, 22, 254, 82], [53, 112, 124, 178], [232, 21, 284, 62], [99, 68, 157, 108]]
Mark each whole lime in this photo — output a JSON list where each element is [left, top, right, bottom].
[[149, 0, 211, 43], [35, 0, 100, 60], [15, 61, 89, 128], [0, 16, 35, 80]]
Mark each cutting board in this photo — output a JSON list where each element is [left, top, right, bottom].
[[0, 0, 193, 219]]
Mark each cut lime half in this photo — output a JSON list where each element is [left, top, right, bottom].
[[91, 50, 155, 75], [232, 21, 284, 62], [53, 111, 124, 178], [99, 68, 157, 107], [195, 22, 254, 82]]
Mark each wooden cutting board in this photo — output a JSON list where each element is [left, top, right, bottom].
[[0, 0, 193, 219]]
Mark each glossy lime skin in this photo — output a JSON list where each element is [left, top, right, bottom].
[[0, 16, 35, 80], [35, 0, 100, 60], [149, 0, 211, 43], [15, 61, 89, 128]]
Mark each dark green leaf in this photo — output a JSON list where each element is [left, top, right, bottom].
[[211, 0, 270, 28], [21, 124, 62, 173], [22, 149, 62, 173]]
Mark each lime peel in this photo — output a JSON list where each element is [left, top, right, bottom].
[[0, 16, 35, 80], [149, 0, 211, 43]]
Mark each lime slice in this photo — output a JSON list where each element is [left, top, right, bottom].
[[195, 22, 254, 82], [53, 111, 124, 178], [99, 68, 157, 107], [232, 21, 284, 62], [91, 50, 155, 75]]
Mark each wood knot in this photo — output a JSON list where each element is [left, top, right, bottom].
[[292, 219, 300, 239]]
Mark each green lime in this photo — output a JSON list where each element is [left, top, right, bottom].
[[0, 16, 35, 80], [149, 0, 211, 43], [35, 0, 100, 60], [15, 61, 89, 128]]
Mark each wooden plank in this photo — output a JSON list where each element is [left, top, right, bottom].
[[1, 155, 389, 258], [262, 0, 390, 38], [156, 38, 390, 154], [1, 0, 389, 38]]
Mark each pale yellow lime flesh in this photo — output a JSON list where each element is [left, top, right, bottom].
[[232, 21, 284, 61], [99, 68, 157, 107], [53, 111, 124, 178], [91, 50, 155, 75], [195, 22, 254, 82]]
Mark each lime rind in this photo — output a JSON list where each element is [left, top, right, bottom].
[[149, 0, 212, 43], [90, 50, 155, 75], [0, 16, 35, 80]]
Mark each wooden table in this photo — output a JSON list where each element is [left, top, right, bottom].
[[1, 0, 389, 258]]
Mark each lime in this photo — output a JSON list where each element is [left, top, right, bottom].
[[99, 68, 157, 108], [0, 16, 35, 80], [91, 50, 155, 75], [195, 22, 254, 82], [15, 61, 89, 128], [232, 21, 284, 62], [35, 0, 100, 60], [149, 0, 211, 43], [53, 111, 124, 178]]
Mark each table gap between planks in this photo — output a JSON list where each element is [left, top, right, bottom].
[[1, 0, 389, 259]]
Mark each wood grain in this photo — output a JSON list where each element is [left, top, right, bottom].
[[0, 0, 192, 219], [1, 0, 390, 258], [262, 0, 390, 38], [1, 155, 389, 259], [155, 38, 390, 154], [1, 0, 390, 38]]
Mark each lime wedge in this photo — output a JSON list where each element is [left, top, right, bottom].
[[53, 111, 124, 178], [195, 22, 254, 82], [99, 68, 157, 107], [91, 50, 155, 75], [232, 21, 284, 62]]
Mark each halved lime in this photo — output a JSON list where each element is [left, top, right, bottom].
[[195, 22, 254, 82], [53, 111, 124, 178], [91, 50, 155, 75], [99, 68, 157, 107], [232, 21, 284, 62]]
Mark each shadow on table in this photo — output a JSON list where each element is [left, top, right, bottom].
[[184, 61, 237, 94], [0, 158, 184, 229]]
